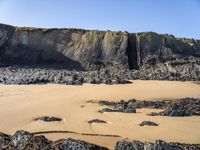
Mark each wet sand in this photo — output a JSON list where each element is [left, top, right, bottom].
[[0, 80, 200, 149]]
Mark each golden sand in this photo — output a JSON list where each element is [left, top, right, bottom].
[[0, 80, 200, 149]]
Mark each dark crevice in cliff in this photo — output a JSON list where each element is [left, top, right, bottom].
[[127, 34, 139, 70]]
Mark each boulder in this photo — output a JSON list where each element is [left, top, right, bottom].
[[139, 121, 159, 127], [35, 116, 62, 122], [88, 119, 107, 124]]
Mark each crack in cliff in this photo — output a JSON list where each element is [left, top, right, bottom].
[[126, 34, 139, 70]]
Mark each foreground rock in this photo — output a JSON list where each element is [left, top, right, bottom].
[[115, 140, 200, 150], [53, 138, 108, 150], [139, 121, 159, 127], [35, 116, 62, 122], [1, 130, 200, 150], [99, 98, 200, 116], [0, 130, 108, 150]]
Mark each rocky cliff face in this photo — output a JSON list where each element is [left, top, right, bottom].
[[0, 24, 128, 70], [0, 23, 200, 81]]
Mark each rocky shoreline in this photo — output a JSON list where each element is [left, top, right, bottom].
[[0, 130, 200, 150], [0, 62, 200, 85]]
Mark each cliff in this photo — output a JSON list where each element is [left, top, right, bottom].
[[0, 24, 128, 70], [0, 23, 200, 81]]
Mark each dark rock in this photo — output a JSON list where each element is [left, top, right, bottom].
[[98, 106, 136, 113], [99, 98, 200, 116], [115, 140, 144, 150], [123, 106, 136, 113], [139, 121, 159, 126], [0, 132, 11, 149], [104, 79, 112, 85], [115, 79, 132, 84], [26, 135, 52, 150], [9, 130, 52, 149], [98, 108, 116, 113], [35, 116, 62, 122], [153, 140, 193, 150], [0, 130, 108, 150], [53, 138, 108, 150], [1, 130, 200, 150], [115, 140, 200, 150], [99, 99, 169, 109], [159, 109, 192, 117], [88, 119, 107, 124], [99, 100, 116, 106], [148, 112, 159, 116], [10, 130, 32, 149]]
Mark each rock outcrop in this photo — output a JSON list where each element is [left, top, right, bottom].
[[98, 98, 200, 116], [0, 23, 200, 82], [115, 140, 200, 150], [0, 130, 108, 150]]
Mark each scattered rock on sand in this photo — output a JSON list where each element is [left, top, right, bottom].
[[98, 107, 136, 113], [98, 100, 136, 113], [88, 119, 107, 124], [139, 121, 159, 126], [35, 116, 62, 122], [149, 109, 192, 117], [99, 98, 200, 116]]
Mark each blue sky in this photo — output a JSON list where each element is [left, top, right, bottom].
[[0, 0, 199, 39]]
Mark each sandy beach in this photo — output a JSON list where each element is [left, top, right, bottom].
[[0, 80, 200, 149]]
